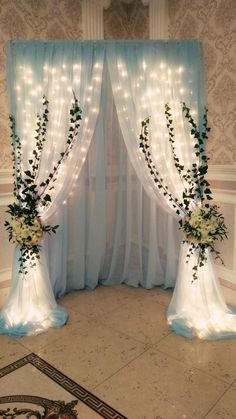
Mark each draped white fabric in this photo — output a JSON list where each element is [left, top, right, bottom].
[[107, 40, 205, 212], [7, 41, 105, 220], [168, 243, 236, 340], [1, 41, 105, 335], [1, 40, 235, 339], [45, 72, 180, 296]]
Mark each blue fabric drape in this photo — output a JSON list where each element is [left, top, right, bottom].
[[3, 39, 220, 338], [6, 39, 203, 297]]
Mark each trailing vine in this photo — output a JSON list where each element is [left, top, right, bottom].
[[5, 93, 82, 275], [139, 103, 227, 281]]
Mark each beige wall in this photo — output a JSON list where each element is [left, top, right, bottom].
[[169, 0, 236, 165], [104, 0, 148, 39], [0, 0, 82, 170]]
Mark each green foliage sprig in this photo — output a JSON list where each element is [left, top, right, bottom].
[[5, 93, 82, 275], [139, 103, 227, 281]]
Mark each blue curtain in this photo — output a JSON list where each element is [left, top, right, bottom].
[[7, 40, 203, 298]]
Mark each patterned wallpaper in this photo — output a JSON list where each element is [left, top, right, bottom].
[[169, 0, 236, 164], [0, 0, 235, 169], [104, 0, 148, 40], [0, 0, 82, 170]]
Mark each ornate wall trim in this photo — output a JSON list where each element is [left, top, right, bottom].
[[141, 0, 169, 39], [208, 165, 236, 182], [0, 170, 13, 185], [0, 270, 11, 285], [82, 0, 111, 39], [0, 192, 14, 207]]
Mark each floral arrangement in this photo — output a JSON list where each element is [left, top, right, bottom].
[[5, 93, 82, 275], [139, 102, 227, 280]]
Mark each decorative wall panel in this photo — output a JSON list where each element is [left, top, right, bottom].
[[0, 0, 82, 170], [104, 0, 149, 39], [169, 0, 236, 165]]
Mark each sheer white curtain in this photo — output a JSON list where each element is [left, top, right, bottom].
[[107, 40, 236, 340], [46, 68, 180, 296], [107, 40, 204, 209], [0, 41, 105, 336], [2, 40, 235, 340]]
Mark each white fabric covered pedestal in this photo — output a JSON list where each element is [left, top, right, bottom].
[[0, 247, 68, 337], [167, 243, 236, 340]]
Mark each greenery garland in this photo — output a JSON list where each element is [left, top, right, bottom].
[[139, 103, 227, 281], [5, 93, 82, 275]]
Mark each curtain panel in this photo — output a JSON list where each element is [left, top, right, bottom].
[[2, 39, 234, 339]]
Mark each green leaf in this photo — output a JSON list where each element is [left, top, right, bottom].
[[44, 194, 51, 202]]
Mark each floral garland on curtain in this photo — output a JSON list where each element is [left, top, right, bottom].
[[5, 94, 82, 275], [139, 103, 227, 281]]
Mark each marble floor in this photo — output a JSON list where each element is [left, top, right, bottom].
[[1, 284, 236, 419]]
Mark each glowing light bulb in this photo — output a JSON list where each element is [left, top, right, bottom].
[[142, 61, 147, 71]]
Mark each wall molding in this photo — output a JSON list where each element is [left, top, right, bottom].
[[0, 170, 13, 185], [0, 192, 14, 207], [208, 165, 236, 182], [0, 268, 11, 284], [216, 265, 236, 285], [212, 189, 236, 204], [82, 0, 111, 40], [141, 0, 169, 39]]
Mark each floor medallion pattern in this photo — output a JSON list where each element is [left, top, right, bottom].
[[0, 353, 127, 419]]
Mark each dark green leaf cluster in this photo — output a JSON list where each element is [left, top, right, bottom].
[[139, 117, 185, 217], [139, 102, 228, 281], [6, 93, 82, 276]]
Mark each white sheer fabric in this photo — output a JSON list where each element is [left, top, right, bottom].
[[7, 41, 105, 219], [1, 41, 105, 335], [107, 40, 205, 212], [168, 243, 236, 339], [1, 40, 235, 339], [45, 72, 180, 296], [107, 41, 236, 339]]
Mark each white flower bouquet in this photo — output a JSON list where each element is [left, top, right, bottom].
[[139, 102, 228, 280], [182, 205, 227, 246], [5, 93, 82, 275], [8, 215, 43, 248]]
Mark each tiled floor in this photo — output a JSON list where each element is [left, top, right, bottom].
[[1, 284, 236, 418]]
